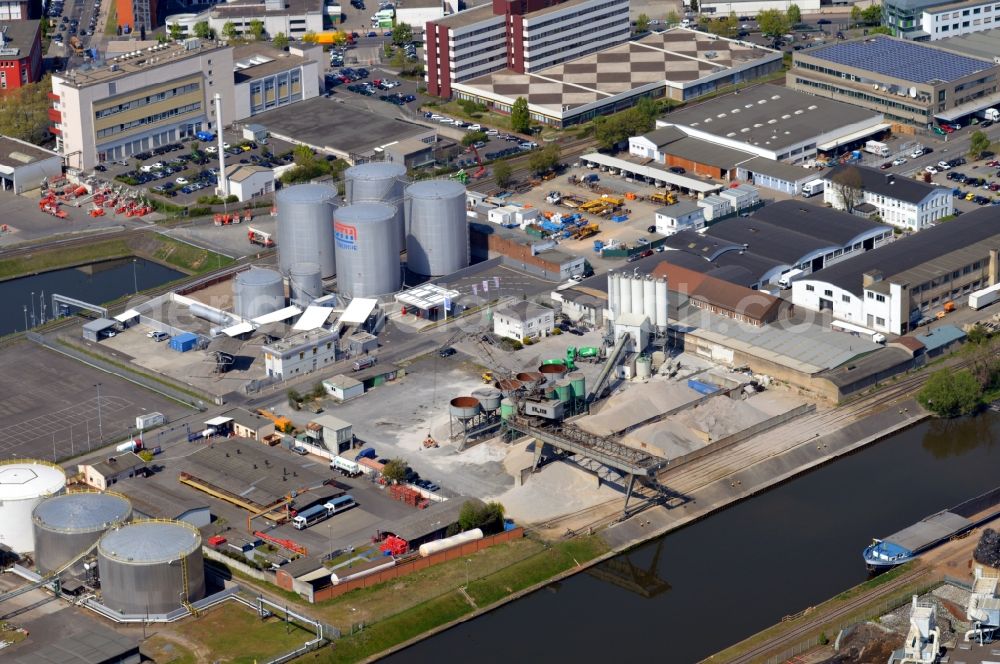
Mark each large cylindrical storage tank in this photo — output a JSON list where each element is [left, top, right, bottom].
[[643, 277, 656, 321], [98, 520, 204, 615], [0, 460, 66, 553], [233, 268, 285, 320], [334, 203, 401, 297], [189, 302, 237, 327], [636, 355, 652, 380], [345, 162, 407, 244], [619, 274, 632, 317], [405, 180, 469, 277], [607, 272, 617, 317], [472, 388, 501, 412], [630, 277, 643, 316], [289, 262, 323, 306], [33, 491, 132, 574], [276, 184, 337, 278], [655, 278, 668, 329], [418, 528, 484, 557]]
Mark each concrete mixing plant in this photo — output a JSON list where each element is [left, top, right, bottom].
[[0, 459, 67, 553], [334, 202, 402, 298], [404, 179, 470, 277], [32, 491, 132, 574], [97, 519, 206, 614], [276, 184, 337, 278], [289, 262, 324, 306], [344, 162, 407, 244], [233, 267, 285, 319]]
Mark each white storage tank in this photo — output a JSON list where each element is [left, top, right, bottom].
[[618, 273, 632, 317], [345, 162, 407, 244], [404, 179, 469, 277], [334, 202, 402, 297], [655, 278, 668, 330], [418, 528, 484, 557], [276, 184, 337, 278], [289, 262, 323, 306], [97, 520, 205, 615], [233, 267, 285, 320], [0, 459, 66, 553], [33, 491, 132, 574]]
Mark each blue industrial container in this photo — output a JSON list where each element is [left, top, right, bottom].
[[169, 332, 199, 352], [687, 378, 720, 395]]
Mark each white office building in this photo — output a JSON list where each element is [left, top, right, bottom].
[[822, 165, 953, 231]]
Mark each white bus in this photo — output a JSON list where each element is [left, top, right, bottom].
[[324, 494, 357, 515]]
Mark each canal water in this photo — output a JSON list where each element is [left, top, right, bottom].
[[390, 413, 1000, 663], [0, 258, 183, 336]]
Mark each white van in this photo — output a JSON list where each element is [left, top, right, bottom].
[[801, 180, 824, 197], [778, 268, 805, 289]]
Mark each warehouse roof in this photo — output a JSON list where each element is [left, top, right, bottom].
[[738, 156, 821, 183], [652, 262, 783, 323], [222, 407, 272, 431], [936, 27, 1000, 60], [0, 135, 58, 169], [86, 452, 146, 479], [803, 36, 993, 84], [750, 200, 891, 246], [661, 84, 883, 153], [915, 325, 966, 352], [9, 622, 139, 664], [384, 497, 484, 542], [657, 135, 755, 171], [802, 206, 1000, 296], [824, 164, 946, 205]]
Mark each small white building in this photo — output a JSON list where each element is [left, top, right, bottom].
[[654, 201, 705, 235], [323, 375, 364, 402], [311, 413, 353, 454], [718, 183, 760, 210], [0, 136, 62, 193], [488, 205, 538, 227], [262, 328, 339, 379], [493, 301, 554, 341], [225, 164, 274, 202], [823, 165, 953, 231], [697, 195, 733, 222]]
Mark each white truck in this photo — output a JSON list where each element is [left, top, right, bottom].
[[969, 283, 1000, 310], [330, 455, 363, 477], [977, 108, 1000, 122], [864, 140, 891, 157], [801, 180, 825, 197], [778, 268, 805, 289]]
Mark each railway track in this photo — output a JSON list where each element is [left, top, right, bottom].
[[0, 227, 142, 260], [474, 136, 597, 190], [723, 568, 932, 664]]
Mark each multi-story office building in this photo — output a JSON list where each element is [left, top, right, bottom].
[[0, 0, 39, 20], [231, 43, 321, 120], [0, 21, 42, 92], [884, 0, 1000, 40], [116, 0, 159, 32], [822, 165, 953, 231], [788, 35, 999, 125], [50, 39, 234, 170], [424, 0, 630, 97], [167, 0, 327, 42]]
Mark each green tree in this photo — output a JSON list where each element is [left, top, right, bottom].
[[493, 160, 512, 188], [461, 130, 487, 146], [636, 13, 650, 32], [918, 369, 982, 417], [293, 144, 316, 167], [193, 21, 212, 39], [862, 4, 883, 25], [221, 21, 237, 40], [392, 22, 413, 45], [690, 0, 698, 12], [0, 75, 53, 144], [666, 10, 680, 26], [248, 19, 265, 40], [869, 25, 892, 34], [851, 5, 862, 26], [457, 500, 506, 534], [970, 130, 991, 160], [510, 96, 530, 134], [756, 8, 789, 36], [709, 13, 738, 38], [169, 22, 183, 40], [830, 166, 864, 214], [529, 144, 561, 175], [787, 3, 801, 25], [381, 458, 408, 483], [272, 32, 289, 50]]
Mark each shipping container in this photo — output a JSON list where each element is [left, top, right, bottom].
[[969, 283, 1000, 310], [169, 332, 199, 352], [136, 412, 165, 430]]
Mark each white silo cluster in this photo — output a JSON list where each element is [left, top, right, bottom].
[[334, 202, 402, 297], [276, 184, 338, 278], [607, 272, 669, 330], [233, 267, 286, 319], [344, 162, 408, 245], [0, 459, 67, 553], [404, 179, 470, 278]]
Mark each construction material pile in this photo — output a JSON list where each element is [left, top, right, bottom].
[[974, 528, 1000, 567]]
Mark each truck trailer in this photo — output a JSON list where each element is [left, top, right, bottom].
[[969, 283, 1000, 310], [864, 140, 891, 157]]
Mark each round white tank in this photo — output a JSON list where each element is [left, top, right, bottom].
[[418, 528, 484, 557], [97, 520, 205, 615], [276, 184, 337, 278], [0, 460, 67, 553], [334, 202, 402, 297], [606, 272, 616, 317], [619, 274, 632, 316], [636, 355, 652, 380], [655, 278, 668, 329], [233, 267, 285, 320], [289, 262, 323, 306], [643, 276, 656, 322], [345, 162, 407, 244], [404, 179, 469, 277]]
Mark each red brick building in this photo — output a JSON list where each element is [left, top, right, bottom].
[[0, 20, 42, 92]]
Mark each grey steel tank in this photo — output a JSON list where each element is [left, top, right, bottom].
[[276, 184, 337, 278], [233, 267, 285, 320], [334, 202, 401, 297], [97, 520, 205, 615], [345, 162, 407, 244], [289, 262, 323, 306], [404, 179, 469, 277], [449, 396, 481, 421], [471, 388, 502, 412], [32, 491, 132, 574]]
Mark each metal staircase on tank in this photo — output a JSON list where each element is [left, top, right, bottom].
[[180, 556, 198, 617]]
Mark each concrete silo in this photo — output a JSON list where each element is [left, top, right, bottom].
[[655, 278, 668, 330], [345, 162, 407, 244], [334, 202, 401, 297], [404, 179, 469, 277], [0, 459, 66, 553], [276, 184, 337, 278], [289, 262, 324, 306], [32, 491, 132, 574], [97, 520, 205, 615], [233, 268, 285, 320]]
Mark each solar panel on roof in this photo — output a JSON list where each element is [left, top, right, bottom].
[[809, 36, 991, 84]]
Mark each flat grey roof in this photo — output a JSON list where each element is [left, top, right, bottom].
[[739, 156, 821, 182], [212, 0, 320, 18], [805, 205, 1000, 296], [661, 84, 883, 154], [819, 346, 913, 388], [0, 136, 58, 167], [660, 135, 754, 170], [82, 317, 117, 332], [825, 164, 945, 205], [434, 3, 496, 28], [9, 623, 139, 664], [383, 497, 483, 541], [886, 510, 971, 553], [656, 201, 702, 217], [233, 44, 311, 83], [114, 475, 208, 520], [936, 27, 1000, 60]]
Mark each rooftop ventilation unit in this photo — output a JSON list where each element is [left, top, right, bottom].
[[706, 50, 718, 58]]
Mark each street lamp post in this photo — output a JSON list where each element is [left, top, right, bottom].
[[132, 259, 138, 294], [465, 559, 471, 588], [95, 383, 104, 443]]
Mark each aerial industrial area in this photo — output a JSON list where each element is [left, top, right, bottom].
[[3, 0, 1000, 659]]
